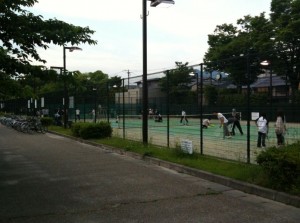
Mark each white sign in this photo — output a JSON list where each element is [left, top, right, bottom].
[[180, 139, 193, 154], [41, 97, 44, 108], [69, 96, 74, 108], [252, 112, 259, 121]]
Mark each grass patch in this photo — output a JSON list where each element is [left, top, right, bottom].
[[46, 126, 296, 196], [48, 125, 73, 136], [94, 137, 263, 183]]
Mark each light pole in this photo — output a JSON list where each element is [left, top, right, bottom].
[[106, 80, 114, 123], [260, 60, 272, 100], [63, 46, 82, 128], [260, 60, 273, 118], [189, 70, 199, 106], [142, 0, 174, 144], [50, 66, 64, 126]]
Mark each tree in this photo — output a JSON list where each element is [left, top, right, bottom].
[[159, 62, 193, 104], [69, 71, 122, 107], [0, 0, 97, 79], [203, 85, 218, 105], [204, 14, 272, 91], [270, 0, 300, 99], [0, 74, 21, 99], [204, 0, 300, 100]]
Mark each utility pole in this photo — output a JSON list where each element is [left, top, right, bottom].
[[127, 69, 130, 89]]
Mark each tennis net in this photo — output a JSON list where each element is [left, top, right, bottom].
[[112, 112, 241, 128]]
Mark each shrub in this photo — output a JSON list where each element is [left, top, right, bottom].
[[40, 117, 54, 127], [71, 122, 112, 139], [256, 142, 300, 192], [98, 121, 113, 138], [71, 122, 82, 137]]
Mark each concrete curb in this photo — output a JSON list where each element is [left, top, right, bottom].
[[48, 131, 300, 208]]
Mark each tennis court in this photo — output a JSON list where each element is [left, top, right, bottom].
[[110, 114, 300, 164]]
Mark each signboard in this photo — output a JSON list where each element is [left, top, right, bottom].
[[180, 139, 193, 154], [69, 96, 74, 109], [41, 97, 44, 108], [251, 112, 259, 121]]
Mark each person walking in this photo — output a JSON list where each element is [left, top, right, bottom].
[[213, 112, 231, 139], [231, 108, 243, 135], [256, 112, 268, 148], [180, 110, 188, 125], [91, 109, 96, 122], [275, 111, 286, 146], [75, 108, 80, 121]]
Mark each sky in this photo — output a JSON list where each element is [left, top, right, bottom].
[[29, 0, 272, 78]]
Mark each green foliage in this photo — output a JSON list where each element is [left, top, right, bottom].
[[40, 117, 53, 127], [71, 122, 112, 139], [250, 93, 269, 105], [256, 142, 300, 192], [204, 87, 268, 106], [205, 0, 300, 97], [0, 0, 97, 78], [0, 74, 22, 99], [71, 122, 82, 137], [217, 91, 246, 105], [222, 95, 245, 105], [203, 85, 218, 105], [159, 62, 194, 104]]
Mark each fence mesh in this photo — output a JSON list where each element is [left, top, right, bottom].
[[1, 59, 299, 164]]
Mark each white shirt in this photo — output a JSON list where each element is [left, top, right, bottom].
[[203, 119, 210, 126], [257, 116, 268, 133], [217, 113, 228, 124]]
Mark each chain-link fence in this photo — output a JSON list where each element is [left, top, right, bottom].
[[1, 58, 299, 164]]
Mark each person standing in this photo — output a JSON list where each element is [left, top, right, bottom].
[[256, 112, 268, 148], [180, 110, 188, 125], [231, 108, 243, 135], [91, 109, 95, 121], [275, 111, 286, 146], [213, 112, 231, 139]]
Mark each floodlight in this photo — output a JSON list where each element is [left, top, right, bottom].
[[149, 0, 175, 7]]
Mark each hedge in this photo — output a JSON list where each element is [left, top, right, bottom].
[[71, 122, 112, 139], [256, 142, 300, 193]]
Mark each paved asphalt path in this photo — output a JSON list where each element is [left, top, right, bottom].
[[0, 124, 299, 223]]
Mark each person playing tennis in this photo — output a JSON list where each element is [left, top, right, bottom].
[[180, 110, 188, 125], [213, 112, 231, 139]]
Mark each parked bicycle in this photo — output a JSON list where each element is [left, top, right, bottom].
[[0, 115, 45, 134]]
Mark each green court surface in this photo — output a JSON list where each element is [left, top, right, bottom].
[[111, 116, 300, 163]]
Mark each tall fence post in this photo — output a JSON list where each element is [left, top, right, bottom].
[[122, 78, 125, 139], [166, 70, 170, 148], [200, 63, 204, 155], [246, 53, 251, 164]]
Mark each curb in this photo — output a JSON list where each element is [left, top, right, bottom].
[[48, 131, 300, 208]]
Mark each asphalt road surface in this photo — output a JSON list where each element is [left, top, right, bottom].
[[0, 124, 299, 223]]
